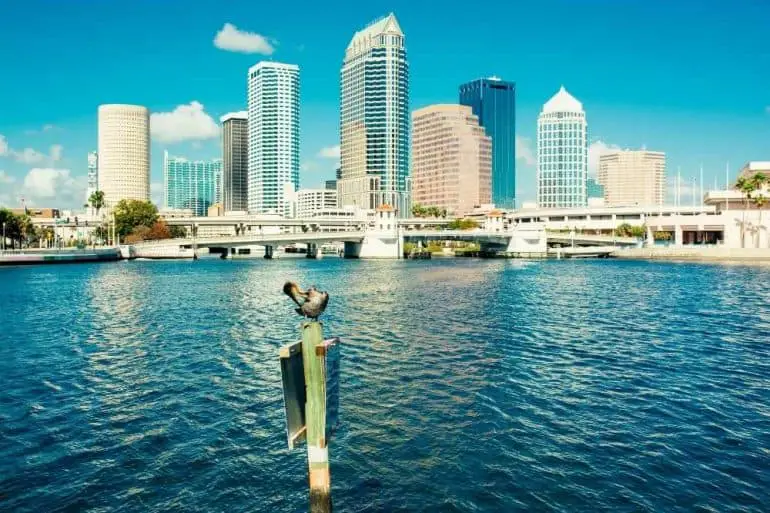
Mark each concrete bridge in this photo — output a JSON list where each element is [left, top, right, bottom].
[[130, 211, 640, 259]]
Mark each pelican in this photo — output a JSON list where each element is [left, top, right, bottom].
[[283, 281, 330, 320]]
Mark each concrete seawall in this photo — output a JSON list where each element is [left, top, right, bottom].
[[614, 246, 770, 262], [0, 248, 121, 266]]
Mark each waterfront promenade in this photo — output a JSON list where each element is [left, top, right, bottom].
[[1, 258, 769, 512]]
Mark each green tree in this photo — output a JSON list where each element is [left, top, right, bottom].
[[735, 176, 755, 248], [614, 223, 645, 239], [113, 199, 159, 242], [0, 210, 34, 249], [411, 204, 447, 218], [125, 225, 152, 244], [169, 225, 188, 238], [411, 204, 427, 217], [88, 190, 106, 216], [93, 225, 109, 243], [447, 218, 480, 230], [0, 208, 16, 249]]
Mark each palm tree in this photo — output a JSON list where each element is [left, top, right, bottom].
[[735, 176, 754, 248], [18, 215, 33, 249], [88, 190, 106, 217], [749, 172, 767, 248]]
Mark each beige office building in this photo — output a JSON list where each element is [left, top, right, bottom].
[[411, 105, 492, 216], [598, 150, 665, 206], [97, 104, 150, 206]]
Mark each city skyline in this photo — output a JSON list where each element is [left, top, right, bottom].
[[1, 0, 769, 210]]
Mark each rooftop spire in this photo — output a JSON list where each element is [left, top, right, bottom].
[[542, 85, 583, 113]]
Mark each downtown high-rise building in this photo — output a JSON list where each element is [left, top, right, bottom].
[[459, 77, 516, 208], [412, 104, 492, 216], [220, 112, 248, 212], [97, 104, 150, 206], [163, 151, 223, 216], [598, 150, 666, 206], [247, 62, 299, 215], [339, 13, 410, 214], [537, 86, 587, 208], [86, 151, 98, 198]]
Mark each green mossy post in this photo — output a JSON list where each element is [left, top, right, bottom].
[[301, 321, 332, 512]]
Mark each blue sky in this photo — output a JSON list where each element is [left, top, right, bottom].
[[1, 0, 769, 210]]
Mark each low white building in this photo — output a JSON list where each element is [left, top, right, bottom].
[[297, 189, 337, 218]]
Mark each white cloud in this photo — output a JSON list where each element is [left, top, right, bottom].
[[50, 144, 63, 162], [18, 168, 87, 207], [13, 147, 47, 164], [214, 23, 275, 55], [587, 140, 622, 176], [0, 135, 63, 164], [0, 170, 14, 184], [317, 145, 340, 159], [515, 136, 535, 166], [24, 124, 57, 135], [150, 101, 220, 143], [151, 182, 164, 207], [300, 161, 316, 172]]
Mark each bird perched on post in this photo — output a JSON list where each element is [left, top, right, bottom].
[[283, 281, 330, 320]]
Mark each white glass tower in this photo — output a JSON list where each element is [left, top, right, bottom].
[[86, 151, 98, 197], [97, 104, 150, 206], [339, 13, 410, 215], [247, 62, 299, 215], [537, 86, 587, 208]]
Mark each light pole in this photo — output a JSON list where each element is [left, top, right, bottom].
[[1, 222, 5, 251]]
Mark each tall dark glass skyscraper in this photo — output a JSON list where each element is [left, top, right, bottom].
[[459, 78, 516, 208]]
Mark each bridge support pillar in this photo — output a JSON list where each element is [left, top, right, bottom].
[[306, 243, 319, 259], [506, 226, 547, 255], [264, 245, 274, 259], [344, 241, 361, 258], [355, 232, 402, 259]]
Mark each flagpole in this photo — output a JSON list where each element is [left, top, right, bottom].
[[692, 177, 696, 207], [677, 167, 681, 208], [699, 164, 704, 206], [725, 162, 730, 211]]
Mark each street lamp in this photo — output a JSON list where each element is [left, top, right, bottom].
[[1, 222, 5, 251]]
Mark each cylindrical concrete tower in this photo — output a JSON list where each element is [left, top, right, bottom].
[[97, 104, 150, 206]]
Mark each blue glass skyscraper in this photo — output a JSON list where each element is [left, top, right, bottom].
[[459, 78, 516, 208], [164, 151, 223, 216]]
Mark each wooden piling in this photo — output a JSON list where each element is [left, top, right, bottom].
[[301, 321, 332, 512]]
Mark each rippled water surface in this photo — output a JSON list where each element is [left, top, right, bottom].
[[2, 258, 770, 512]]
